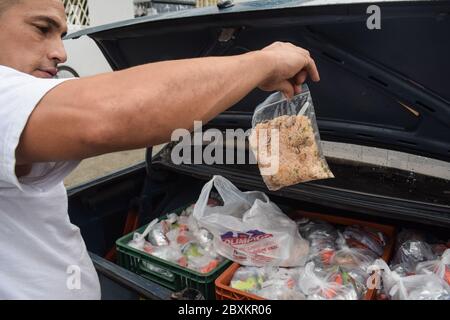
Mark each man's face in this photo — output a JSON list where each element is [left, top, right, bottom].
[[0, 0, 68, 78]]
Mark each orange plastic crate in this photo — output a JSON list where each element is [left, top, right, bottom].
[[215, 210, 396, 300]]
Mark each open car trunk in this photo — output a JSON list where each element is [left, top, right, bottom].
[[65, 0, 450, 299], [69, 146, 450, 299]]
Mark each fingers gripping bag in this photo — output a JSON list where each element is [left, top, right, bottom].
[[249, 85, 334, 191], [192, 175, 309, 267]]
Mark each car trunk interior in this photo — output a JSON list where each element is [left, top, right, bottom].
[[67, 145, 450, 299]]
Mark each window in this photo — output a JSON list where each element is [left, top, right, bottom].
[[63, 0, 90, 27]]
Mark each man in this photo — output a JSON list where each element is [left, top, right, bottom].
[[0, 0, 320, 299]]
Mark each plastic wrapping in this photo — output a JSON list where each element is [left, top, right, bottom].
[[226, 217, 388, 299], [249, 86, 334, 191], [399, 276, 450, 300], [392, 240, 436, 273], [230, 266, 306, 300], [151, 244, 184, 262], [193, 175, 309, 267], [343, 225, 387, 256], [257, 270, 306, 300], [298, 262, 358, 300], [127, 202, 224, 274], [297, 219, 338, 265], [332, 235, 378, 272], [148, 224, 170, 246], [231, 267, 266, 293], [193, 228, 215, 253], [415, 249, 450, 284], [373, 259, 450, 300]]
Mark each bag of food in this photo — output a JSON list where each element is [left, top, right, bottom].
[[372, 259, 450, 300], [297, 219, 338, 265], [127, 204, 224, 273], [249, 85, 334, 191], [415, 249, 450, 285], [231, 266, 267, 293], [343, 225, 387, 256], [192, 175, 310, 267], [392, 239, 436, 273], [331, 234, 378, 272], [298, 262, 359, 300], [230, 266, 306, 300]]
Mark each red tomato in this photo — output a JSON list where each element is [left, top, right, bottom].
[[200, 260, 219, 273], [444, 266, 450, 285], [178, 257, 188, 267]]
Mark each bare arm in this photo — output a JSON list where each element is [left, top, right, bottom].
[[16, 42, 319, 164]]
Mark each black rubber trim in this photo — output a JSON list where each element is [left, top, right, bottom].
[[90, 252, 173, 300]]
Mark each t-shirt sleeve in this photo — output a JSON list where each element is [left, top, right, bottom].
[[0, 65, 80, 191]]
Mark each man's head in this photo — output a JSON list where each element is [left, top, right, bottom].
[[0, 0, 68, 78]]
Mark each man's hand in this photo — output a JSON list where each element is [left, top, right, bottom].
[[258, 42, 320, 99]]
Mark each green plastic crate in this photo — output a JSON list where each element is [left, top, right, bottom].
[[116, 206, 231, 299]]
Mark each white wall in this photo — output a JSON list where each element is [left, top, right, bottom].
[[88, 0, 134, 27]]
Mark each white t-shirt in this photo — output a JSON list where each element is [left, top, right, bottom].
[[0, 65, 101, 299]]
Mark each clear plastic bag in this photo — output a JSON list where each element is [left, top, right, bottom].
[[148, 221, 170, 246], [415, 249, 450, 284], [249, 85, 334, 191], [193, 175, 310, 267], [150, 244, 184, 262], [392, 239, 436, 273], [298, 262, 358, 300], [373, 259, 450, 300], [343, 225, 387, 256], [297, 219, 338, 265], [231, 267, 267, 293], [231, 266, 306, 300], [258, 272, 306, 300], [331, 235, 378, 272], [297, 219, 338, 241], [128, 207, 223, 273], [175, 242, 223, 273]]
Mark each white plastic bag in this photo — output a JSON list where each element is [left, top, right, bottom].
[[298, 262, 358, 300], [249, 85, 334, 191], [193, 175, 309, 267], [415, 249, 450, 284], [372, 259, 450, 300]]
